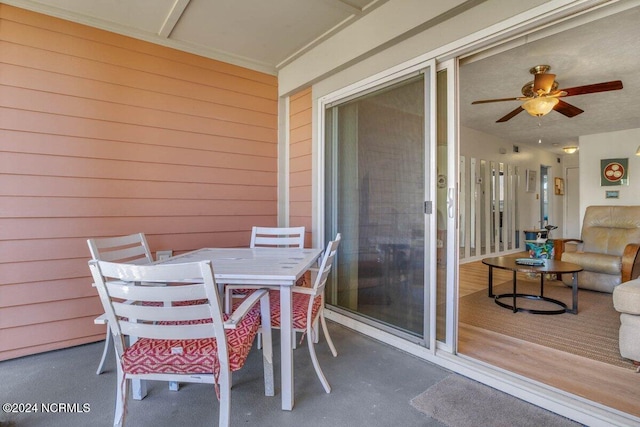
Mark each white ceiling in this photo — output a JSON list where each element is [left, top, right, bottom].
[[5, 0, 640, 156], [459, 3, 640, 155], [6, 0, 388, 74]]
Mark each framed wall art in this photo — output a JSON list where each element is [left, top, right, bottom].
[[601, 158, 629, 186], [554, 177, 564, 195]]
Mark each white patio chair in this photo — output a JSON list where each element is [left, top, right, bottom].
[[224, 226, 306, 312], [250, 226, 306, 248], [267, 234, 340, 392], [230, 233, 341, 393], [87, 233, 154, 375], [88, 259, 273, 427]]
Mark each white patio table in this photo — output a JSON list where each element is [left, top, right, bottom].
[[135, 247, 323, 411]]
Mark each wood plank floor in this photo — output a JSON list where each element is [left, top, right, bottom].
[[458, 258, 640, 418]]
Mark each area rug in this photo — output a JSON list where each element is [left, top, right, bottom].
[[410, 374, 582, 427], [459, 278, 632, 369]]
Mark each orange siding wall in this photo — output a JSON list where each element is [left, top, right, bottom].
[[288, 88, 313, 246], [0, 5, 278, 360]]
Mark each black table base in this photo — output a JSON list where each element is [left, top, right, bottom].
[[484, 258, 580, 315], [494, 292, 568, 315]]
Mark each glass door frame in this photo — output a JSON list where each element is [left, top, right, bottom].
[[436, 58, 459, 353], [317, 58, 439, 351]]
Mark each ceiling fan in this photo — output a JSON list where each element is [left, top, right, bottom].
[[472, 65, 623, 123]]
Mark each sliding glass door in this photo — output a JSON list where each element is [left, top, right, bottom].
[[323, 67, 436, 344]]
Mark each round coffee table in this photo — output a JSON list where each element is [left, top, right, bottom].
[[481, 256, 583, 314]]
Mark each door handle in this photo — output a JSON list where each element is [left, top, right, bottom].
[[447, 188, 454, 218]]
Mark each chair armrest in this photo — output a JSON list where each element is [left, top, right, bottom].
[[94, 298, 137, 325], [224, 284, 272, 313], [225, 288, 268, 329], [94, 313, 108, 325], [553, 238, 583, 260], [621, 243, 640, 282], [292, 286, 317, 296]]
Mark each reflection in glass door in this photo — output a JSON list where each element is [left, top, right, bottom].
[[540, 165, 550, 227], [324, 74, 428, 340]]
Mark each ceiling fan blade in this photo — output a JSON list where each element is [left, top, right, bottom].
[[554, 99, 584, 118], [534, 73, 555, 94], [548, 90, 567, 97], [561, 80, 623, 97], [496, 106, 524, 122], [472, 97, 520, 104]]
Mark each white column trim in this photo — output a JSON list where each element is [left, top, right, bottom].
[[278, 97, 290, 227]]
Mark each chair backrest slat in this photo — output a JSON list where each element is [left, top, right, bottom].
[[313, 233, 341, 294], [113, 302, 211, 323], [119, 322, 217, 341], [89, 260, 226, 344], [87, 233, 154, 264], [95, 246, 150, 263], [105, 281, 205, 301], [250, 226, 305, 248]]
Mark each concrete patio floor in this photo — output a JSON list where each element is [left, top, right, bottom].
[[0, 322, 573, 427]]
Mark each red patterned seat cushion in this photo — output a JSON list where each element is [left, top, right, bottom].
[[173, 299, 208, 306], [230, 275, 307, 295], [139, 300, 207, 307], [139, 300, 207, 306], [268, 291, 322, 329], [230, 290, 321, 329], [122, 306, 261, 376]]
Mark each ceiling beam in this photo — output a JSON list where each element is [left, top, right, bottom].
[[158, 0, 191, 38], [319, 0, 363, 15]]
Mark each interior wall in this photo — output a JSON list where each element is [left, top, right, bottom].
[[578, 128, 640, 227], [461, 126, 565, 249], [0, 5, 278, 360], [458, 128, 640, 252], [288, 87, 313, 246]]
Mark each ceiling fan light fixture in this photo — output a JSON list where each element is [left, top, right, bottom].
[[563, 146, 578, 154], [522, 97, 559, 117]]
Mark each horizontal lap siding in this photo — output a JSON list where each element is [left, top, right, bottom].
[[289, 88, 313, 247], [0, 5, 278, 360]]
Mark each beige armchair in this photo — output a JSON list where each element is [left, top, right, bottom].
[[613, 278, 640, 370], [554, 205, 640, 293]]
